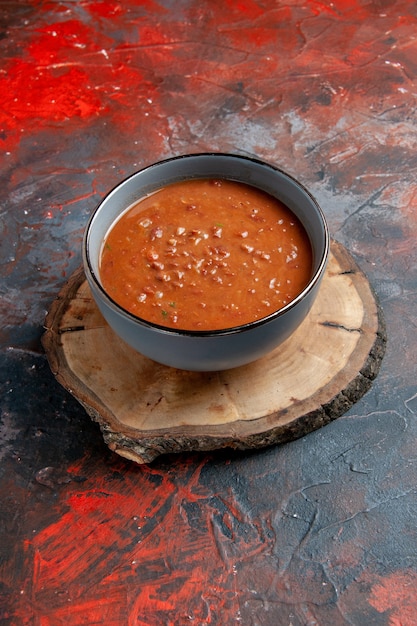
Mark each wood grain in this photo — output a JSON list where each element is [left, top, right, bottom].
[[42, 240, 386, 464]]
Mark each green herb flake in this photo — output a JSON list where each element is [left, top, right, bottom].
[[169, 302, 176, 308]]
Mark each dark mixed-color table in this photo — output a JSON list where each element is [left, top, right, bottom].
[[2, 2, 417, 624]]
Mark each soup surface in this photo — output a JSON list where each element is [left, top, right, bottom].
[[100, 179, 312, 331]]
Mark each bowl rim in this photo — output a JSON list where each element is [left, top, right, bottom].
[[83, 152, 330, 337]]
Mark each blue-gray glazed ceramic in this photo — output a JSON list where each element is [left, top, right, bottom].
[[83, 153, 329, 371]]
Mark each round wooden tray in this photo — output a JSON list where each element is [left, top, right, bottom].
[[42, 240, 386, 464]]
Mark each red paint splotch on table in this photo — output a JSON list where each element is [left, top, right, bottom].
[[10, 450, 278, 624], [0, 13, 164, 154], [369, 569, 417, 626], [0, 22, 101, 153], [12, 456, 253, 624]]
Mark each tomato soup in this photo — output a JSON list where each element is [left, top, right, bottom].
[[100, 179, 312, 331]]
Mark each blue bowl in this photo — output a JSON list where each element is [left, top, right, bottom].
[[83, 153, 329, 371]]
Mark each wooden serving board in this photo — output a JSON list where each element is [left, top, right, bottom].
[[42, 240, 386, 464]]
